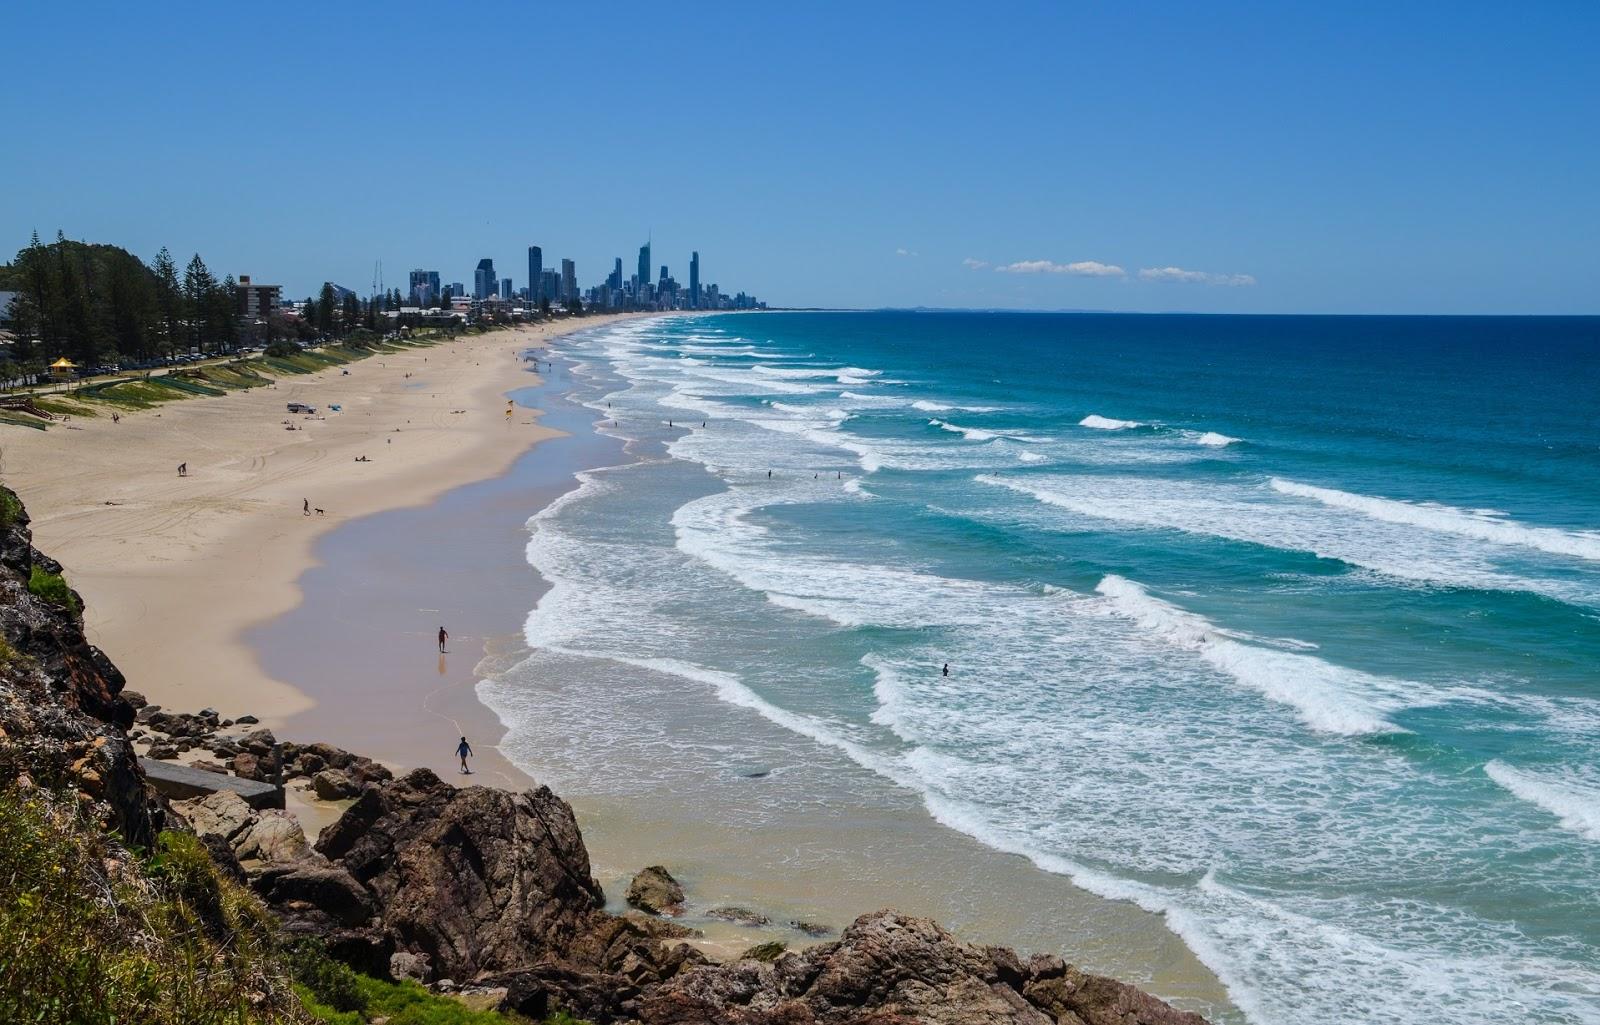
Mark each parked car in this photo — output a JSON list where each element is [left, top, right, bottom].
[[286, 402, 317, 414]]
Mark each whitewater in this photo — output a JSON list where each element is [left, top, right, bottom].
[[483, 311, 1600, 1025]]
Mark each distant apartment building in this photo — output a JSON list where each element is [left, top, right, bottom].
[[409, 269, 441, 306], [690, 251, 700, 308], [234, 276, 282, 319], [473, 259, 496, 300], [500, 277, 513, 300], [539, 269, 560, 305], [560, 259, 576, 302], [637, 242, 651, 294], [528, 246, 543, 303]]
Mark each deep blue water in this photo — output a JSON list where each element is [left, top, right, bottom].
[[487, 311, 1600, 1025]]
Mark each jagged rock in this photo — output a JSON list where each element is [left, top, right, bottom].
[[233, 808, 312, 863], [789, 919, 831, 937], [739, 940, 786, 962], [624, 909, 703, 939], [637, 911, 1208, 1025], [390, 950, 433, 983], [254, 862, 376, 926], [708, 906, 771, 926], [626, 865, 685, 916], [313, 768, 361, 800], [147, 742, 179, 759], [122, 690, 147, 709], [316, 768, 608, 981], [241, 728, 277, 756], [235, 714, 260, 725], [496, 963, 640, 1023], [173, 789, 256, 843]]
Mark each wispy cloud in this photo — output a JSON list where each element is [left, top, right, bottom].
[[962, 257, 989, 270], [896, 247, 918, 257], [1138, 266, 1256, 286], [996, 259, 1125, 277]]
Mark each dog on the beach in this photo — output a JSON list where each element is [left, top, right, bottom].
[[314, 508, 325, 516]]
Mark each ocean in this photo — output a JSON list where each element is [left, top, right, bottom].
[[479, 310, 1600, 1025]]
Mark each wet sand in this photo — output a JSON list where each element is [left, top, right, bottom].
[[251, 352, 1239, 1020]]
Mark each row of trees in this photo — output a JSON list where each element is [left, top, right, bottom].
[[1, 232, 248, 368]]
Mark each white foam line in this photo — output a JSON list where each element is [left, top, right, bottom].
[[1485, 760, 1600, 842], [1080, 414, 1143, 430], [1271, 478, 1600, 563], [1094, 575, 1408, 736]]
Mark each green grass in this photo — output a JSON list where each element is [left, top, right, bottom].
[[0, 488, 23, 527], [0, 789, 312, 1024], [292, 957, 581, 1025], [27, 565, 78, 613]]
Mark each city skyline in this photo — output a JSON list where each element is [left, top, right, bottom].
[[2, 3, 1596, 313]]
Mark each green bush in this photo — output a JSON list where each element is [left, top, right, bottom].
[[0, 788, 308, 1024], [265, 340, 301, 358], [286, 939, 369, 1014], [0, 488, 22, 527], [27, 565, 78, 612]]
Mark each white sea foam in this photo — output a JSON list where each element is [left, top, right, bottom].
[[1079, 414, 1143, 430], [1194, 431, 1240, 447], [1094, 575, 1412, 735], [1271, 478, 1600, 562], [913, 399, 1001, 413], [929, 418, 998, 442], [1485, 761, 1600, 842]]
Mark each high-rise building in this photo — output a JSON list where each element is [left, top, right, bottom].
[[408, 269, 440, 306], [527, 246, 542, 303], [234, 275, 281, 319], [451, 282, 465, 298], [690, 252, 700, 308], [637, 242, 651, 294], [608, 257, 623, 291], [540, 269, 560, 304], [474, 259, 496, 300], [560, 259, 576, 302], [500, 277, 513, 300]]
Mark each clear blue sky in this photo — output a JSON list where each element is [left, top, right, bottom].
[[3, 1, 1596, 313]]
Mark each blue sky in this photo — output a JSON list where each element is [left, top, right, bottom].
[[3, 1, 1596, 313]]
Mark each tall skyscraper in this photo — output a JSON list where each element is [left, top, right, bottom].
[[474, 258, 496, 300], [609, 257, 623, 291], [637, 241, 651, 294], [527, 246, 542, 303], [540, 269, 560, 304], [560, 259, 576, 302], [408, 269, 440, 306], [690, 251, 700, 308], [500, 277, 513, 300]]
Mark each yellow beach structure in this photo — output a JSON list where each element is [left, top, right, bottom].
[[47, 357, 78, 382]]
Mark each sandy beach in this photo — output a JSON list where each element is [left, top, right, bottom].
[[0, 315, 635, 791]]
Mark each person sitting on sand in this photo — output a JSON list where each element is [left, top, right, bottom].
[[438, 626, 448, 653], [456, 736, 473, 774]]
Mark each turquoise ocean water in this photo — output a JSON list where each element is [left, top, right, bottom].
[[483, 311, 1600, 1024]]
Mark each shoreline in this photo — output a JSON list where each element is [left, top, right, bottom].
[[249, 328, 1237, 1018], [2, 312, 1236, 1019]]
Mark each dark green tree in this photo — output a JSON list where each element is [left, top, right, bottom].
[[317, 283, 337, 336], [183, 253, 216, 352], [151, 247, 182, 357]]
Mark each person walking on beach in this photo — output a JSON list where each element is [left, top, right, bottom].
[[438, 626, 449, 653], [177, 462, 187, 477], [303, 498, 310, 516], [456, 736, 473, 774]]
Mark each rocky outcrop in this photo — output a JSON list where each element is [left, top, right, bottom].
[[638, 911, 1208, 1025], [0, 486, 154, 848], [627, 864, 686, 916]]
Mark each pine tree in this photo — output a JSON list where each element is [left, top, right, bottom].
[[183, 254, 216, 352], [317, 283, 337, 336], [152, 247, 182, 358]]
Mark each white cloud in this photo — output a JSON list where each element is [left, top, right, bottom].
[[1138, 266, 1256, 286], [962, 257, 989, 270], [995, 259, 1126, 277], [896, 247, 918, 257]]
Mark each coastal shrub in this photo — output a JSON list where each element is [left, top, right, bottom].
[[0, 487, 22, 527], [286, 938, 369, 1014], [27, 564, 78, 612], [265, 340, 301, 358], [294, 971, 520, 1024], [0, 788, 308, 1024]]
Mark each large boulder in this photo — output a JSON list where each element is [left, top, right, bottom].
[[315, 768, 609, 981], [233, 808, 312, 864], [312, 768, 361, 800], [626, 865, 685, 916], [172, 789, 256, 843], [252, 862, 376, 927]]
